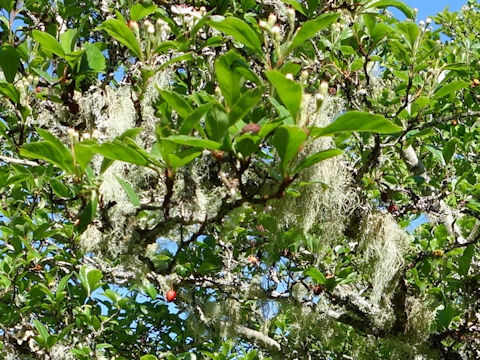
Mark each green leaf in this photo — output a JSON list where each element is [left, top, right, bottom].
[[0, 45, 20, 83], [433, 80, 470, 99], [294, 149, 343, 173], [168, 148, 203, 169], [33, 320, 50, 343], [159, 90, 193, 119], [280, 0, 307, 15], [205, 104, 230, 141], [425, 145, 445, 166], [130, 2, 157, 21], [305, 267, 326, 284], [286, 13, 339, 55], [215, 51, 244, 108], [20, 142, 75, 174], [180, 102, 214, 135], [32, 30, 66, 58], [74, 141, 97, 171], [75, 193, 98, 234], [97, 19, 142, 59], [57, 274, 72, 295], [265, 70, 302, 121], [0, 81, 20, 103], [140, 355, 158, 360], [158, 53, 195, 71], [442, 138, 456, 165], [95, 141, 150, 166], [79, 43, 106, 73], [163, 135, 222, 150], [436, 304, 456, 331], [229, 87, 263, 125], [50, 178, 71, 198], [234, 134, 261, 158], [59, 29, 79, 53], [369, 1, 414, 19], [99, 128, 143, 173], [397, 22, 420, 48], [311, 111, 402, 136], [115, 175, 140, 207], [0, 0, 14, 12], [208, 16, 264, 58], [272, 125, 307, 174], [457, 245, 474, 276], [79, 265, 103, 297]]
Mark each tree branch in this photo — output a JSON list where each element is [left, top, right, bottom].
[[0, 155, 39, 167]]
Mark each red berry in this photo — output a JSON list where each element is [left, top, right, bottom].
[[241, 123, 261, 134], [166, 289, 176, 302], [388, 204, 398, 213]]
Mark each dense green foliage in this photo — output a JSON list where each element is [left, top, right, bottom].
[[1, 0, 479, 359]]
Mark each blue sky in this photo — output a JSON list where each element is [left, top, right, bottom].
[[403, 0, 464, 19]]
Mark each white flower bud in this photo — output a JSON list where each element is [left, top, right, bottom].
[[67, 128, 76, 137], [319, 79, 329, 95], [143, 20, 152, 27], [27, 75, 34, 83], [315, 93, 324, 109], [268, 13, 277, 27], [419, 20, 425, 27], [413, 8, 418, 13], [271, 25, 282, 40], [81, 133, 91, 141], [285, 73, 294, 80], [200, 6, 207, 16], [300, 70, 309, 84], [426, 17, 432, 24], [259, 20, 269, 30], [147, 23, 155, 34], [287, 8, 296, 24], [91, 129, 99, 139]]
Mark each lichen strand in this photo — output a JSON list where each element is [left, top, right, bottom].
[[358, 211, 410, 307], [273, 94, 356, 240], [78, 86, 136, 141], [404, 296, 436, 342]]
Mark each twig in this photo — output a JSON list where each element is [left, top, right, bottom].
[[0, 155, 39, 166]]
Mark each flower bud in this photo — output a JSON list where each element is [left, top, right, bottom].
[[82, 133, 91, 141], [271, 25, 282, 41], [127, 20, 139, 32], [200, 6, 207, 16], [426, 17, 432, 24], [419, 20, 425, 27], [315, 93, 324, 109], [147, 23, 155, 34], [287, 8, 295, 25], [319, 79, 329, 96], [300, 70, 309, 84], [285, 73, 294, 80], [259, 20, 269, 30], [267, 13, 277, 27]]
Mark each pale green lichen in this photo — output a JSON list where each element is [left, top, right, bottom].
[[273, 94, 356, 241], [358, 211, 410, 307]]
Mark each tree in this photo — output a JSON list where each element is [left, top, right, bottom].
[[0, 0, 479, 358]]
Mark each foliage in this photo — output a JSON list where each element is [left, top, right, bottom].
[[1, 0, 480, 359]]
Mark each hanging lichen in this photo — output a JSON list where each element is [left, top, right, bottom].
[[358, 211, 410, 307]]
